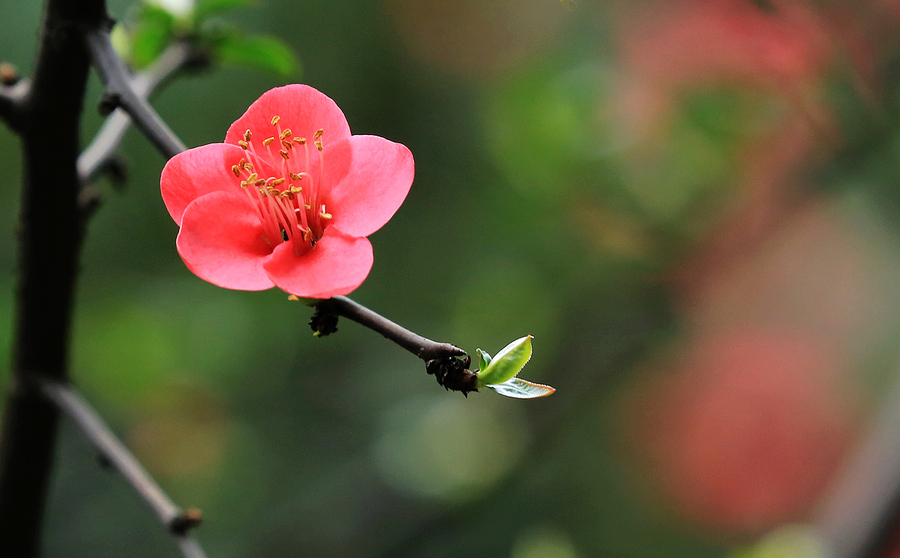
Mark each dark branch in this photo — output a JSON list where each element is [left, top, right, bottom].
[[37, 378, 207, 556], [314, 296, 466, 361], [85, 27, 186, 160], [0, 0, 105, 554], [79, 41, 201, 181], [311, 297, 478, 395]]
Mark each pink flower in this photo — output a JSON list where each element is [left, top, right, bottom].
[[160, 84, 414, 298]]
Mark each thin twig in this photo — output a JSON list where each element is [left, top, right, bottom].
[[176, 536, 210, 558], [79, 41, 199, 181], [315, 296, 466, 361], [37, 377, 207, 557], [85, 27, 186, 160]]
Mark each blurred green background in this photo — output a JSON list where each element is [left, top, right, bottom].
[[4, 0, 900, 556]]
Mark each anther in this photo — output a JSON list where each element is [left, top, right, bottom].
[[246, 173, 258, 183], [238, 140, 249, 149], [289, 172, 302, 180], [231, 165, 241, 177], [280, 149, 290, 159], [243, 129, 252, 142], [271, 115, 281, 125], [281, 139, 293, 150], [314, 140, 323, 151], [262, 137, 275, 147], [294, 137, 307, 145], [280, 129, 292, 140], [272, 177, 286, 186], [313, 129, 324, 139], [255, 179, 266, 186]]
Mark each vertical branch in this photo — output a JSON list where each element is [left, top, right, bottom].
[[0, 0, 105, 555]]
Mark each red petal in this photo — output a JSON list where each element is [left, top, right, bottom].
[[224, 85, 352, 158], [263, 227, 374, 298], [323, 135, 414, 238], [161, 143, 247, 226], [176, 191, 275, 291]]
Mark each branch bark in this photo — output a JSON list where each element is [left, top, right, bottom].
[[85, 26, 186, 160], [38, 378, 207, 557], [0, 0, 106, 554], [79, 40, 199, 181], [313, 296, 466, 361]]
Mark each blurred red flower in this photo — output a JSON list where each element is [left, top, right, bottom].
[[623, 330, 856, 533], [161, 84, 414, 298]]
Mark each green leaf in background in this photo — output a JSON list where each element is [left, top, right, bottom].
[[214, 33, 299, 78], [130, 4, 176, 68], [194, 0, 254, 23], [476, 335, 533, 387], [487, 377, 555, 399]]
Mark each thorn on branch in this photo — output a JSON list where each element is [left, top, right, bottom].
[[309, 306, 339, 337], [77, 184, 103, 218], [169, 508, 203, 535], [426, 355, 478, 397], [0, 63, 20, 86], [98, 91, 121, 116]]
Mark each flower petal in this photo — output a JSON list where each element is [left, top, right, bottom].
[[323, 135, 415, 238], [263, 227, 374, 299], [162, 143, 254, 226], [177, 191, 275, 291], [224, 85, 352, 156]]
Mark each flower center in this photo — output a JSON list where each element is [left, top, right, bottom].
[[230, 115, 332, 256]]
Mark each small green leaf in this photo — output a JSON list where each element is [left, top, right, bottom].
[[476, 348, 492, 373], [487, 377, 555, 399], [131, 5, 176, 68], [215, 34, 299, 77], [195, 0, 254, 23], [110, 24, 133, 60], [476, 335, 533, 387]]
